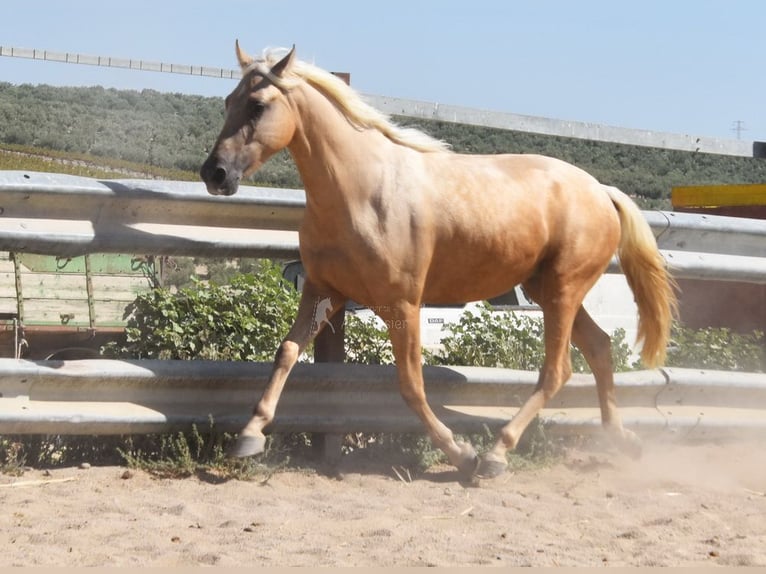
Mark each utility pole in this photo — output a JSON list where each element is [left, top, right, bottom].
[[731, 120, 747, 140]]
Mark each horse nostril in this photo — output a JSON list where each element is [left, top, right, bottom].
[[201, 158, 240, 195], [200, 158, 227, 186], [211, 167, 227, 186]]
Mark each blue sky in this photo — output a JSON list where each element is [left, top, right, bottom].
[[1, 0, 763, 141]]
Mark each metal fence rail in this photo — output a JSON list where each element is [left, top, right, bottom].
[[0, 45, 242, 80], [0, 172, 302, 259], [1, 171, 765, 283], [1, 359, 764, 438]]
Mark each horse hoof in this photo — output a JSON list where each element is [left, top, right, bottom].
[[227, 434, 267, 458], [457, 453, 480, 481], [454, 441, 479, 480], [621, 430, 643, 460], [475, 453, 508, 479]]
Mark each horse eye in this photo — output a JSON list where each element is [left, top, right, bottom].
[[248, 100, 265, 118]]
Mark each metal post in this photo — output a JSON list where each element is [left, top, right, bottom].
[[312, 306, 346, 468], [11, 252, 24, 324], [84, 254, 96, 329], [10, 252, 25, 358]]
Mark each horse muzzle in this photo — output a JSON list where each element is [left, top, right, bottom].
[[200, 156, 241, 196]]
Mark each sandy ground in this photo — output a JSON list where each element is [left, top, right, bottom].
[[1, 436, 765, 567]]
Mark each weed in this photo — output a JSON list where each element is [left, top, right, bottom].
[[0, 438, 27, 476], [118, 419, 276, 481]]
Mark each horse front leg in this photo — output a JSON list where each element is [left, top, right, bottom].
[[229, 280, 346, 457], [382, 302, 479, 479]]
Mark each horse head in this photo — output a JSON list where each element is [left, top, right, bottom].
[[200, 42, 297, 196]]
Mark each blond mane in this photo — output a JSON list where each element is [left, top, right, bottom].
[[249, 49, 451, 154]]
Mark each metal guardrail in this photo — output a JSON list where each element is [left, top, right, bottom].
[[0, 359, 764, 437], [0, 171, 302, 259], [1, 171, 765, 283]]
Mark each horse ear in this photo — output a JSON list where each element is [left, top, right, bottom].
[[235, 39, 253, 68], [270, 45, 296, 78]]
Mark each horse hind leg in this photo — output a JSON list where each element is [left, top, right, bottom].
[[570, 307, 642, 459], [477, 278, 579, 478]]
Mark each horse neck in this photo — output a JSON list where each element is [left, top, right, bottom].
[[286, 83, 391, 211]]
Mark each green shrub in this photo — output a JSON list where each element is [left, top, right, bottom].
[[666, 325, 764, 372], [104, 260, 298, 361], [344, 314, 395, 365], [427, 302, 635, 372], [429, 303, 545, 369]]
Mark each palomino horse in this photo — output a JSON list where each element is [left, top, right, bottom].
[[200, 43, 677, 479]]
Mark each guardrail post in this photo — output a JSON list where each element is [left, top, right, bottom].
[[312, 307, 346, 468]]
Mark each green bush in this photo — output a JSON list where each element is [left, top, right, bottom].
[[104, 260, 298, 361], [429, 303, 545, 369], [427, 302, 636, 372], [344, 314, 395, 365], [666, 325, 764, 372]]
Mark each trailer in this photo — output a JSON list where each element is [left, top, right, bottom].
[[0, 252, 160, 359]]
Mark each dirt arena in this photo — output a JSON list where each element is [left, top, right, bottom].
[[1, 436, 764, 567]]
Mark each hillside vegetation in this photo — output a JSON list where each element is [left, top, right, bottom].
[[1, 82, 765, 207]]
